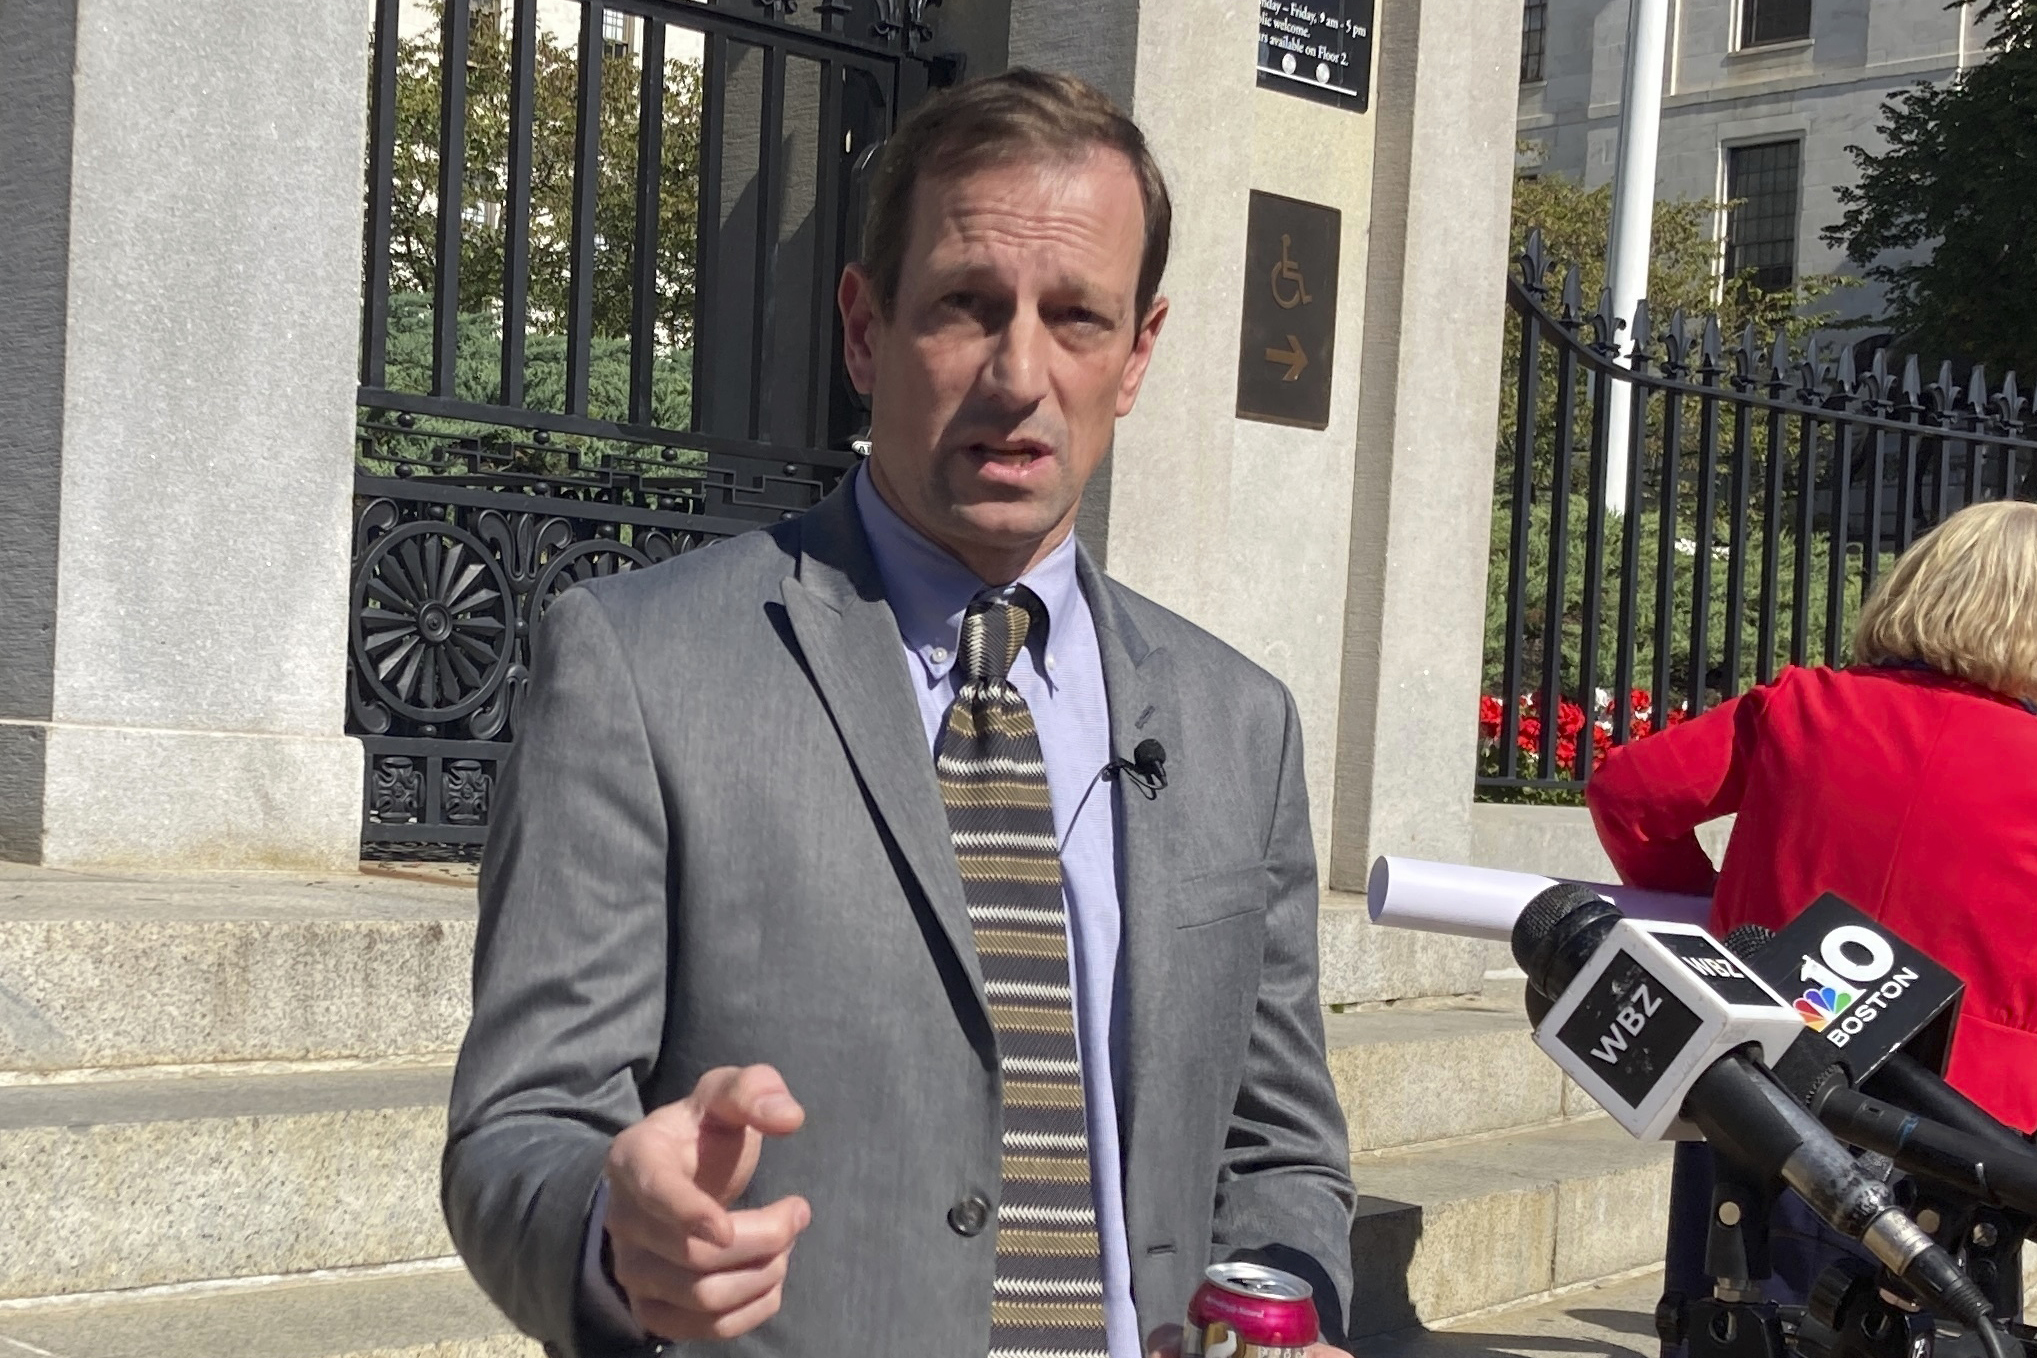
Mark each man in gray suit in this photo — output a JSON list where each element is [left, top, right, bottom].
[[444, 70, 1356, 1358]]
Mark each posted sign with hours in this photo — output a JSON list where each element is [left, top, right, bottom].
[[1259, 0, 1374, 113], [1236, 191, 1340, 431]]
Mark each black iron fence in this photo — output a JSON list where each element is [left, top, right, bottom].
[[352, 0, 967, 851], [1481, 230, 2037, 798]]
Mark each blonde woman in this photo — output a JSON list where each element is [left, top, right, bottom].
[[1588, 499, 2037, 1128]]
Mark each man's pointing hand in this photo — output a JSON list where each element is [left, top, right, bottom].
[[603, 1065, 810, 1342]]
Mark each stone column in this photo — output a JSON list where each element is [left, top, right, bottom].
[[0, 0, 368, 869], [1327, 0, 1526, 979], [1011, 1, 1382, 874]]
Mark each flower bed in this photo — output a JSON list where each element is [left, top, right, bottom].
[[1479, 688, 1688, 782]]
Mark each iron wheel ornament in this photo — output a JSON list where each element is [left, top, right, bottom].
[[532, 539, 654, 620], [352, 520, 515, 723]]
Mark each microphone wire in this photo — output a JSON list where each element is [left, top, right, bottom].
[[1975, 1312, 2012, 1358]]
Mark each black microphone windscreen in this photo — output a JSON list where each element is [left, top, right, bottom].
[[1132, 738, 1165, 767], [1723, 924, 1777, 960], [1510, 882, 1615, 978]]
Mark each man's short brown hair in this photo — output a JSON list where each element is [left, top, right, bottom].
[[859, 68, 1172, 321]]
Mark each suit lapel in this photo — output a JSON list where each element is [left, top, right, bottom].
[[1078, 551, 1182, 1238], [780, 486, 987, 1028]]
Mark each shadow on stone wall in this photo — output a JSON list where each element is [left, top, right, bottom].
[[1350, 1193, 1424, 1337]]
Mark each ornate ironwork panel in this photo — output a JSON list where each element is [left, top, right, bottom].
[[351, 414, 848, 849]]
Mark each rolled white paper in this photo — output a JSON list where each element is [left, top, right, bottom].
[[1365, 855, 1712, 943]]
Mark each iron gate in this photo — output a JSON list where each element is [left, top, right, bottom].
[[351, 0, 971, 852]]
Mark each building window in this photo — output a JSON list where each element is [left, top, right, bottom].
[[1740, 0, 1812, 48], [1724, 140, 1801, 293], [1521, 0, 1548, 81], [602, 9, 630, 58]]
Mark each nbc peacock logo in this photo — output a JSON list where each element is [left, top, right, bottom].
[[1794, 985, 1855, 1032]]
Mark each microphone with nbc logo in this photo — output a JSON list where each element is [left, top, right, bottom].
[[1731, 894, 1966, 1102]]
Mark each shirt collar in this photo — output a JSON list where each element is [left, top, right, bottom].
[[853, 462, 1080, 685]]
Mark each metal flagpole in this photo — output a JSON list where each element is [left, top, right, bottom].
[[1603, 0, 1670, 515]]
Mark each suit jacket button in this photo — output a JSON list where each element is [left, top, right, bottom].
[[948, 1194, 991, 1237]]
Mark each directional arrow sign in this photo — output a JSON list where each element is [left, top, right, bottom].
[[1236, 191, 1339, 430], [1265, 335, 1308, 381]]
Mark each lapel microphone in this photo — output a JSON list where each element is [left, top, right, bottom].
[[1105, 739, 1168, 799]]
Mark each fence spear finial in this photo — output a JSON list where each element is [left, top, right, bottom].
[[1999, 371, 2025, 423], [1517, 228, 1549, 293], [1628, 297, 1654, 372], [1587, 286, 1622, 352]]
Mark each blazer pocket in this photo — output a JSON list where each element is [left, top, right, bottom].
[[1173, 862, 1271, 930]]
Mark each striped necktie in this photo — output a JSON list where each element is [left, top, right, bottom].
[[937, 585, 1110, 1358]]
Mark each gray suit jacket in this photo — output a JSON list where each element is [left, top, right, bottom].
[[443, 482, 1355, 1356]]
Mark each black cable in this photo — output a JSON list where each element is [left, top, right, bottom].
[[1974, 1312, 2012, 1358]]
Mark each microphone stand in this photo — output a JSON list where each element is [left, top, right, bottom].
[[1668, 1151, 1794, 1358], [1794, 1182, 2037, 1358]]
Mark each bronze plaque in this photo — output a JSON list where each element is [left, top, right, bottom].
[[1236, 191, 1341, 431]]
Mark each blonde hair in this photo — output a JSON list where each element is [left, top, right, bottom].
[[1852, 500, 2037, 701]]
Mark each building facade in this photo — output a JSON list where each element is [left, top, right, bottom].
[[1517, 0, 1987, 320]]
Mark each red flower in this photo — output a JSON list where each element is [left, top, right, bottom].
[[1556, 736, 1578, 771], [1556, 699, 1586, 738], [1630, 716, 1654, 740], [1629, 688, 1652, 715], [1665, 706, 1689, 728], [1517, 716, 1542, 750], [1479, 694, 1503, 739]]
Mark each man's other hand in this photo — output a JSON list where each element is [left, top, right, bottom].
[[1145, 1325, 1354, 1357], [603, 1064, 810, 1341]]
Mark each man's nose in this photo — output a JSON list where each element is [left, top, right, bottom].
[[982, 307, 1052, 411]]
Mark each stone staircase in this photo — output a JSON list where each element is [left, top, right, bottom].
[[0, 865, 1671, 1356], [1332, 982, 1673, 1336]]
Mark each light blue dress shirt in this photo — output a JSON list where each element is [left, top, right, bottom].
[[853, 468, 1138, 1358], [582, 469, 1136, 1357]]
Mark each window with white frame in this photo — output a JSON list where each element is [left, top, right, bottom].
[[1724, 140, 1802, 293]]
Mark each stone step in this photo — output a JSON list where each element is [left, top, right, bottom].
[[0, 873, 1482, 1078], [1363, 1267, 1667, 1358], [1319, 892, 1497, 1007], [0, 1066, 452, 1301], [0, 1265, 538, 1358], [1326, 979, 1598, 1152], [1348, 1116, 1675, 1336], [0, 865, 476, 1073]]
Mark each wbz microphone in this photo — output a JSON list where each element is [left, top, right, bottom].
[[1513, 885, 1998, 1338], [1512, 884, 1802, 1141]]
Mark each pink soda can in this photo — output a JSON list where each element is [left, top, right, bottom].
[[1183, 1261, 1320, 1357]]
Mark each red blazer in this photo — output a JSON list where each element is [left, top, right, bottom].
[[1586, 665, 2037, 1131]]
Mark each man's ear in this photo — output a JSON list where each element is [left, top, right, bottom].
[[839, 263, 882, 397], [1115, 295, 1170, 418]]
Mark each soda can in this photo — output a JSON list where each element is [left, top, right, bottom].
[[1182, 1261, 1320, 1357]]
